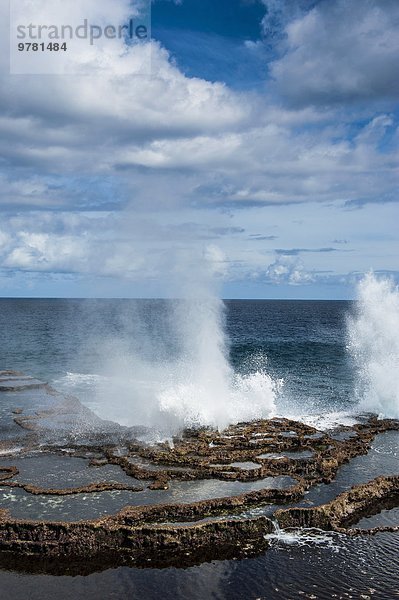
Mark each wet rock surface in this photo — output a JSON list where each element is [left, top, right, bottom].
[[0, 370, 398, 571], [275, 475, 399, 535], [0, 372, 48, 392]]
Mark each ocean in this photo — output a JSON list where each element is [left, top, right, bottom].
[[0, 299, 356, 426], [0, 296, 398, 598]]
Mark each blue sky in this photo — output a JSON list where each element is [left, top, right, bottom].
[[0, 0, 398, 298]]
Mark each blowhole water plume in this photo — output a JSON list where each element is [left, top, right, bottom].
[[156, 294, 280, 432], [89, 253, 280, 436], [347, 272, 399, 419]]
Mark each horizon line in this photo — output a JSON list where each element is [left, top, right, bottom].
[[0, 296, 354, 301]]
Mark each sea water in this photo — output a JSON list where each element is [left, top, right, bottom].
[[0, 297, 354, 431], [3, 274, 396, 431]]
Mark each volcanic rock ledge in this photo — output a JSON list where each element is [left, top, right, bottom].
[[0, 510, 274, 564], [1, 370, 399, 571], [275, 475, 399, 534]]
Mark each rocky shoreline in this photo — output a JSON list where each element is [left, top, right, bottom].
[[0, 370, 398, 571], [276, 475, 399, 535]]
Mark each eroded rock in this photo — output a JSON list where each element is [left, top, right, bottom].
[[275, 475, 399, 534], [1, 370, 399, 569]]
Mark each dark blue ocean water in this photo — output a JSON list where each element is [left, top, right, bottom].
[[0, 299, 355, 420], [227, 300, 354, 416]]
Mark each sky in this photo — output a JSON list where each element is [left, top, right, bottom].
[[0, 0, 398, 299]]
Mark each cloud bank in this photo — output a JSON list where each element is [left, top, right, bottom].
[[0, 0, 398, 298]]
